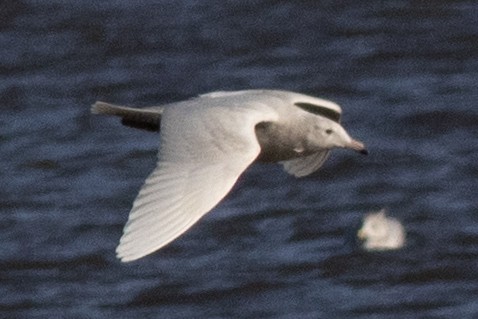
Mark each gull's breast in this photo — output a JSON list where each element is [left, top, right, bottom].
[[254, 121, 311, 162]]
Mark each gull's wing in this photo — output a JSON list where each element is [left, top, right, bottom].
[[91, 102, 164, 131], [116, 99, 278, 262], [280, 150, 330, 177]]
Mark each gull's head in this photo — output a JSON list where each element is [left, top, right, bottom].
[[319, 122, 368, 155], [293, 98, 368, 155]]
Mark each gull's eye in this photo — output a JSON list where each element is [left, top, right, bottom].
[[325, 129, 333, 135]]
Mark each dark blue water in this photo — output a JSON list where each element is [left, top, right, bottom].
[[1, 1, 478, 318]]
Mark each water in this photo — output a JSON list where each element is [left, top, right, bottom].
[[1, 1, 478, 318]]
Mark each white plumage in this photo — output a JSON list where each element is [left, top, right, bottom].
[[92, 90, 367, 261], [358, 209, 406, 251]]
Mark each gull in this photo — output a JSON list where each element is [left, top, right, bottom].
[[91, 90, 368, 262], [358, 208, 406, 251]]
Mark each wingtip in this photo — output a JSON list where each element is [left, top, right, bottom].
[[115, 247, 139, 263], [115, 239, 156, 263], [116, 255, 134, 263]]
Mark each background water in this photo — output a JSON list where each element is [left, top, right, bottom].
[[1, 1, 478, 318]]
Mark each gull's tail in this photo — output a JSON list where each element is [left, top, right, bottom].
[[91, 102, 164, 132]]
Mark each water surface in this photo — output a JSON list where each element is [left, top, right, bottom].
[[1, 1, 478, 318]]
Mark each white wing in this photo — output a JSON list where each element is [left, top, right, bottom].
[[280, 150, 330, 177], [116, 98, 278, 262]]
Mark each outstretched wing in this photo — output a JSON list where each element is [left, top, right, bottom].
[[116, 98, 278, 262], [280, 150, 330, 177]]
